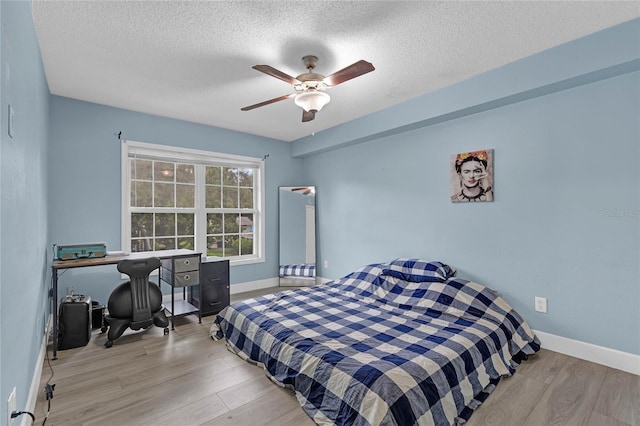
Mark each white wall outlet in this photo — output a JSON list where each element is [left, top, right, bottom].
[[7, 387, 16, 426], [323, 260, 328, 268], [535, 296, 548, 313]]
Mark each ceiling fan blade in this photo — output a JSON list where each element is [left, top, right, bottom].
[[241, 94, 295, 111], [252, 65, 301, 85], [292, 187, 312, 195], [302, 110, 316, 122], [323, 60, 375, 87]]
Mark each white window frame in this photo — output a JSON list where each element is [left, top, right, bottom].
[[121, 140, 265, 266]]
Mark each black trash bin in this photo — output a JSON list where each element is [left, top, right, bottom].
[[91, 301, 105, 329]]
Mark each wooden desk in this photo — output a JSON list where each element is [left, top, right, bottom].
[[51, 249, 200, 359]]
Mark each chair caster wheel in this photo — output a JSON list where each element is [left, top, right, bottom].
[[101, 326, 108, 333], [164, 328, 169, 335], [105, 340, 113, 348]]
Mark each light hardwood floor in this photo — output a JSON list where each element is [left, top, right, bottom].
[[34, 288, 639, 426]]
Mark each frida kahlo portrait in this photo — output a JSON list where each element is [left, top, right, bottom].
[[450, 149, 494, 202]]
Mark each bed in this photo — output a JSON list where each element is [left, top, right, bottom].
[[212, 259, 540, 425], [279, 262, 317, 287]]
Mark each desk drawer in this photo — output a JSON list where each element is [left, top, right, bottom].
[[173, 256, 200, 273], [201, 260, 228, 282], [173, 271, 199, 288]]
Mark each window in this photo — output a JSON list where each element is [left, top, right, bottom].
[[122, 140, 264, 265]]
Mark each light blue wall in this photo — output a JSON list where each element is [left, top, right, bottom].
[[0, 0, 50, 421], [296, 20, 640, 355], [48, 96, 302, 304]]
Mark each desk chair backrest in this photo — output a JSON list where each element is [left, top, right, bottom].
[[117, 257, 161, 325]]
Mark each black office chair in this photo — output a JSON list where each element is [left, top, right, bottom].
[[102, 257, 169, 348]]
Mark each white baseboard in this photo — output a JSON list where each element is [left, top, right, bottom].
[[24, 314, 52, 426], [534, 330, 639, 376], [161, 278, 279, 303], [229, 277, 279, 294], [229, 276, 331, 293], [162, 276, 326, 302]]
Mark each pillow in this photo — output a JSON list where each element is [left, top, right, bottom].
[[381, 258, 456, 283]]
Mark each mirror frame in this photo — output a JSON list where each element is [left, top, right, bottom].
[[278, 186, 316, 287]]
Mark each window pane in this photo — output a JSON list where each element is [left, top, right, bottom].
[[154, 182, 174, 207], [131, 181, 152, 207], [205, 186, 221, 208], [240, 214, 253, 233], [131, 159, 152, 180], [223, 187, 239, 208], [224, 214, 239, 233], [239, 187, 253, 209], [176, 163, 194, 183], [155, 161, 174, 182], [207, 213, 223, 234], [206, 166, 221, 185], [177, 237, 194, 250], [176, 184, 194, 207], [238, 168, 254, 187], [225, 235, 239, 257], [207, 236, 223, 257], [131, 238, 152, 253], [223, 167, 238, 186], [177, 213, 194, 236], [240, 234, 254, 255], [155, 213, 175, 236], [155, 237, 175, 251], [131, 213, 153, 238]]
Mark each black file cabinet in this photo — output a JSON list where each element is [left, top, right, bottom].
[[188, 260, 230, 316]]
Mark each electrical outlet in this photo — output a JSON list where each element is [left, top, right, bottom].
[[323, 260, 328, 268], [535, 296, 548, 313], [7, 387, 16, 426]]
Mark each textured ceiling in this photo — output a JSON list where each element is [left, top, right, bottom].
[[31, 1, 639, 142]]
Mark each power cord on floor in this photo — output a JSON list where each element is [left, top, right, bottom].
[[41, 398, 52, 426], [40, 338, 56, 425], [11, 410, 35, 424]]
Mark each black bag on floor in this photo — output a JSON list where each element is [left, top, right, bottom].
[[58, 295, 92, 350]]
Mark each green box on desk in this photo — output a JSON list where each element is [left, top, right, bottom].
[[56, 243, 107, 260]]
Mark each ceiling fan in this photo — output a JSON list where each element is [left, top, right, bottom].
[[291, 186, 315, 195], [241, 55, 375, 122]]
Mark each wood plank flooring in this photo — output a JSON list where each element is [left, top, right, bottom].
[[34, 287, 639, 426]]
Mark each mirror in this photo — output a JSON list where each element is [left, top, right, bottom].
[[279, 186, 316, 287]]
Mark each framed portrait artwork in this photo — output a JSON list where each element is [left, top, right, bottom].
[[450, 149, 494, 202]]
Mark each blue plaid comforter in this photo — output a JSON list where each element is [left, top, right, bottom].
[[212, 260, 540, 425], [279, 263, 316, 277]]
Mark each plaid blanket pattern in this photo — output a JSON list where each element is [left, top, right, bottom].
[[279, 263, 316, 277], [213, 262, 540, 425]]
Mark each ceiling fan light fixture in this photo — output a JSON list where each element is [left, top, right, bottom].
[[241, 56, 373, 122], [294, 90, 330, 112]]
